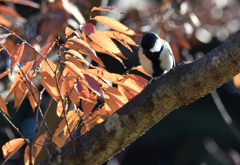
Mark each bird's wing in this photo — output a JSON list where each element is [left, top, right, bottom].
[[164, 41, 176, 67]]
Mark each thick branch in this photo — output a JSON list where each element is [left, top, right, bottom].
[[37, 32, 240, 165]]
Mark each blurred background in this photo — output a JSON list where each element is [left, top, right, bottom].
[[1, 0, 240, 164]]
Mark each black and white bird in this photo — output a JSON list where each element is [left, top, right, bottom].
[[138, 32, 175, 84]]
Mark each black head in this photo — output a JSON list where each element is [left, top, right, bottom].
[[141, 32, 159, 50]]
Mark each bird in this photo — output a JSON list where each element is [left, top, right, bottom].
[[138, 32, 175, 85]]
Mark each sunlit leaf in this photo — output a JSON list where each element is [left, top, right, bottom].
[[65, 27, 74, 38], [52, 135, 64, 147], [2, 138, 25, 165], [130, 65, 151, 77], [5, 61, 34, 102], [0, 95, 10, 118], [14, 81, 28, 111], [127, 74, 148, 87], [39, 69, 60, 101], [89, 31, 127, 59], [75, 84, 90, 98], [81, 93, 97, 115], [10, 43, 25, 72], [65, 50, 92, 67], [28, 85, 39, 112], [24, 134, 46, 165], [65, 38, 104, 67], [90, 16, 140, 36], [36, 42, 55, 67], [0, 70, 10, 79], [64, 61, 84, 79]]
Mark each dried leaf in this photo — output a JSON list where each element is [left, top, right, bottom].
[[75, 84, 90, 98], [90, 16, 140, 36], [91, 6, 123, 13], [28, 86, 39, 112], [39, 69, 60, 101], [65, 38, 104, 67], [36, 42, 55, 66], [56, 101, 63, 117], [86, 67, 124, 82], [24, 134, 46, 165], [14, 81, 28, 111], [65, 50, 92, 67], [83, 74, 103, 99], [89, 31, 127, 59], [127, 74, 148, 87], [5, 61, 34, 102], [64, 61, 84, 79], [0, 95, 10, 118], [0, 70, 10, 79], [2, 138, 25, 165], [65, 77, 81, 105], [65, 27, 74, 38], [130, 65, 151, 77], [10, 43, 25, 72], [81, 93, 97, 115], [80, 23, 96, 34]]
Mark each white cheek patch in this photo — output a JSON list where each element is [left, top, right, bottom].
[[149, 38, 162, 52]]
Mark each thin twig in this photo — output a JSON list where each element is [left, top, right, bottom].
[[210, 89, 240, 142], [0, 110, 30, 144]]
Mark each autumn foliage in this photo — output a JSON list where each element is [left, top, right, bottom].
[[0, 3, 151, 165]]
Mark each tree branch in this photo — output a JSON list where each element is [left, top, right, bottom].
[[37, 32, 240, 165]]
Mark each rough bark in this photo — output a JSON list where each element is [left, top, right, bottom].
[[37, 32, 240, 165]]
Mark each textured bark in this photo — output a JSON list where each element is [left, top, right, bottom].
[[37, 32, 240, 165]]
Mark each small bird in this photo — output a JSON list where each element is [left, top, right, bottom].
[[138, 32, 175, 84]]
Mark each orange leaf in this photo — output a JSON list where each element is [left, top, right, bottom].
[[233, 73, 240, 88], [36, 42, 55, 67], [10, 43, 25, 72], [5, 61, 34, 102], [24, 134, 46, 165], [65, 27, 74, 38], [0, 70, 10, 79], [0, 95, 10, 118], [64, 113, 80, 140], [2, 0, 40, 8], [65, 77, 81, 105], [104, 86, 128, 104], [28, 86, 39, 112], [89, 31, 127, 59], [65, 50, 92, 67], [65, 38, 104, 67], [90, 16, 140, 36], [80, 23, 96, 34], [39, 69, 60, 101], [0, 5, 24, 19], [127, 74, 148, 87], [2, 138, 25, 165], [130, 65, 151, 77], [64, 61, 84, 79], [81, 93, 97, 115], [52, 135, 64, 147], [86, 67, 124, 82], [41, 59, 58, 75], [91, 6, 122, 13], [75, 84, 90, 98], [14, 81, 28, 110], [65, 55, 85, 70], [117, 85, 133, 100], [0, 15, 11, 26], [54, 110, 78, 136], [56, 101, 64, 117]]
